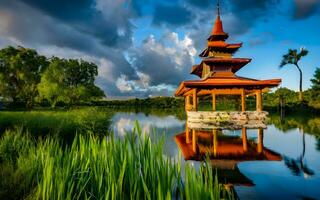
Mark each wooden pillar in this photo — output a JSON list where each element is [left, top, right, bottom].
[[256, 89, 262, 112], [242, 127, 248, 152], [192, 129, 198, 154], [185, 96, 187, 111], [212, 92, 216, 111], [192, 89, 198, 111], [241, 89, 246, 112], [185, 96, 191, 111], [212, 129, 218, 157], [186, 122, 191, 144], [257, 128, 264, 154]]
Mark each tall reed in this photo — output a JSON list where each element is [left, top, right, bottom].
[[0, 124, 233, 200]]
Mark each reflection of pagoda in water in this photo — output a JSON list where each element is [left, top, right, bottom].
[[175, 1, 281, 126], [175, 127, 282, 186], [175, 128, 281, 161]]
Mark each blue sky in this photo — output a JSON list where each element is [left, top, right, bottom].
[[0, 0, 319, 98]]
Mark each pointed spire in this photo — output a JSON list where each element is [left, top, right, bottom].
[[211, 0, 227, 36]]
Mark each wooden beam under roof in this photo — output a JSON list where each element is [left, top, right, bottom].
[[195, 88, 248, 96]]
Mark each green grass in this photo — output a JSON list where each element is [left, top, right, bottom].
[[0, 107, 113, 140], [0, 124, 233, 200]]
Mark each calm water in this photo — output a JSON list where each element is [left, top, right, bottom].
[[111, 111, 320, 200], [0, 108, 319, 199]]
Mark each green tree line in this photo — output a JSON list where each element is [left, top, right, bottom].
[[0, 46, 105, 108], [264, 66, 320, 110]]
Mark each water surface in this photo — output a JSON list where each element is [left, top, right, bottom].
[[111, 111, 320, 199], [0, 108, 319, 199]]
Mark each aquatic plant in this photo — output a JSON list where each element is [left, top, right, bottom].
[[0, 124, 232, 200]]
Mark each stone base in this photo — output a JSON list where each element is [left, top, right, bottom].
[[187, 111, 268, 130]]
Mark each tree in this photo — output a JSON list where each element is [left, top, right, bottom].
[[37, 58, 68, 107], [0, 46, 48, 107], [263, 87, 298, 107], [274, 87, 299, 103], [311, 68, 320, 90], [280, 48, 308, 101], [38, 57, 105, 107], [310, 67, 320, 102]]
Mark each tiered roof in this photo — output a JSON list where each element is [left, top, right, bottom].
[[175, 3, 281, 96], [191, 58, 251, 77], [199, 14, 242, 57]]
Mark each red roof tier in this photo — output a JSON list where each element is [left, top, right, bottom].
[[210, 15, 229, 41], [207, 42, 242, 48], [191, 58, 251, 77], [199, 44, 242, 57], [175, 76, 281, 96], [202, 57, 251, 64]]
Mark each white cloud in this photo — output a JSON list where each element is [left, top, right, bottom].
[[98, 58, 117, 82], [116, 75, 134, 92], [128, 32, 196, 88], [105, 31, 197, 96]]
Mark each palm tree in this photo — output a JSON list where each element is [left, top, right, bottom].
[[280, 48, 308, 101]]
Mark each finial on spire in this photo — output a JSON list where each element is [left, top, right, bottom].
[[217, 0, 221, 17], [211, 0, 227, 37]]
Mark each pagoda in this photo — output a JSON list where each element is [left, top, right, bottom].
[[175, 1, 281, 114]]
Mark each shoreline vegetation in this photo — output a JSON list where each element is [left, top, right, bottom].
[[0, 124, 233, 200], [2, 90, 319, 115]]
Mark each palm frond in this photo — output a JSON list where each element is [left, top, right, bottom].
[[280, 52, 293, 68], [279, 60, 287, 68], [299, 48, 308, 57], [280, 48, 308, 68]]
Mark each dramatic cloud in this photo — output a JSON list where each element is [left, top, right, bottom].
[[129, 33, 196, 85], [0, 0, 318, 97], [178, 0, 282, 51], [17, 0, 134, 49], [293, 0, 320, 19], [113, 32, 196, 97], [0, 0, 139, 97]]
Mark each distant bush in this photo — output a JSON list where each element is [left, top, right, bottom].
[[93, 96, 184, 109]]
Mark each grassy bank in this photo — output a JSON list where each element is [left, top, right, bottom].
[[0, 107, 113, 140], [0, 125, 232, 200]]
